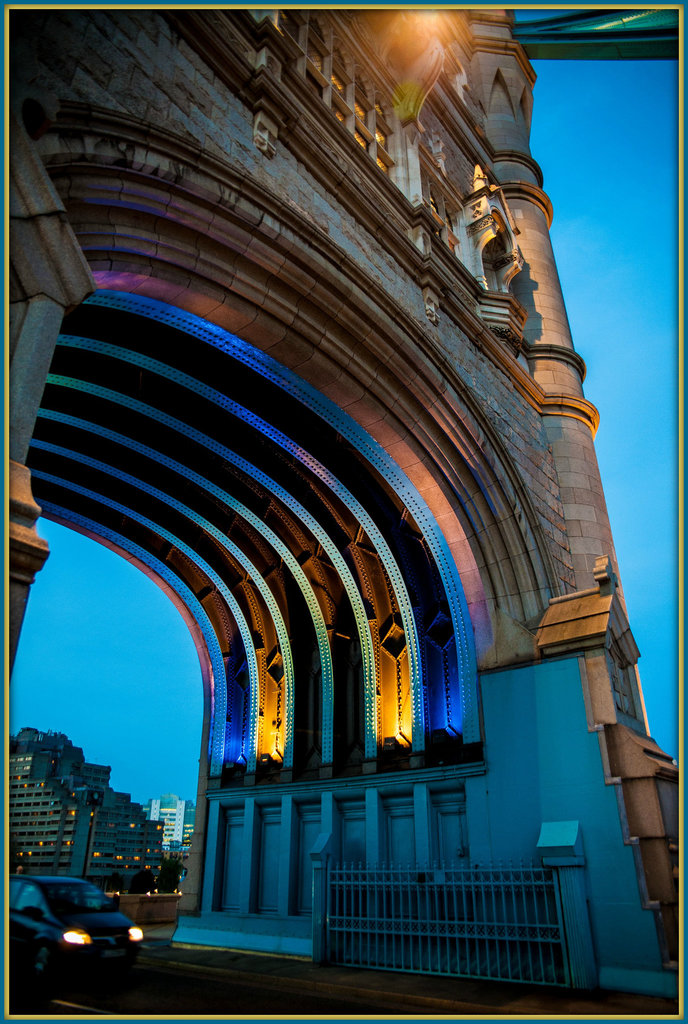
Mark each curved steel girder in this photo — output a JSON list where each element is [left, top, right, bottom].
[[30, 467, 265, 773], [82, 291, 478, 741], [51, 348, 413, 757], [33, 411, 336, 764], [39, 384, 380, 757], [31, 439, 298, 769], [55, 329, 426, 751], [35, 500, 229, 772]]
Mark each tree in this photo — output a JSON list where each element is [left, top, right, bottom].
[[129, 868, 158, 894], [156, 857, 183, 893]]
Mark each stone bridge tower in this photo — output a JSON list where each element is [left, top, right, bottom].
[[9, 9, 677, 996]]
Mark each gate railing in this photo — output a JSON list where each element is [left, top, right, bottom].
[[323, 862, 573, 986]]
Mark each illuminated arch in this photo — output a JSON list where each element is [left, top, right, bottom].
[[76, 289, 480, 741], [55, 324, 426, 750], [29, 291, 482, 781], [31, 472, 260, 774], [36, 501, 230, 773], [33, 415, 337, 765]]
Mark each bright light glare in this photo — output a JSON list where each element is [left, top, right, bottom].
[[128, 926, 144, 942], [63, 929, 92, 945]]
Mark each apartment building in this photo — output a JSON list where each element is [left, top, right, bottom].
[[10, 727, 163, 886]]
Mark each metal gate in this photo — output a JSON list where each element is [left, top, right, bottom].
[[327, 863, 570, 986]]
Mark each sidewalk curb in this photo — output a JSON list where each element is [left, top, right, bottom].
[[136, 953, 499, 1014], [136, 949, 680, 1018]]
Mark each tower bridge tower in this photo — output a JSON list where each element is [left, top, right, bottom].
[[9, 9, 677, 996]]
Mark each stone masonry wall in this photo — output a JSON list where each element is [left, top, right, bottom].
[[11, 9, 573, 599]]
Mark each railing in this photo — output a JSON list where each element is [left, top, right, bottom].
[[326, 863, 569, 986]]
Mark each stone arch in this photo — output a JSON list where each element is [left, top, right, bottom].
[[32, 292, 516, 778], [480, 210, 523, 292], [35, 105, 563, 653], [517, 85, 532, 131], [488, 68, 515, 118]]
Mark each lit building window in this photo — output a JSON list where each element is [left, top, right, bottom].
[[279, 12, 394, 178]]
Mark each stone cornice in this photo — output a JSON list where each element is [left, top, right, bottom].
[[466, 32, 537, 87], [206, 757, 486, 801], [524, 341, 587, 382], [492, 150, 544, 190], [540, 396, 600, 437], [499, 180, 554, 227], [9, 461, 50, 586], [10, 111, 94, 311]]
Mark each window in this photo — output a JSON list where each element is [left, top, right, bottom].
[[11, 880, 50, 917], [277, 11, 394, 177]]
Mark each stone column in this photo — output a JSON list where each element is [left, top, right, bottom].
[[199, 797, 222, 914], [310, 830, 335, 964], [9, 107, 94, 669], [470, 11, 620, 594], [536, 820, 598, 989]]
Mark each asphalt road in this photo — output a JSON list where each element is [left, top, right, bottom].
[[11, 958, 412, 1016]]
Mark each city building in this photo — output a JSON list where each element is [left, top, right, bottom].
[[9, 728, 163, 887], [146, 794, 195, 852], [8, 9, 678, 997]]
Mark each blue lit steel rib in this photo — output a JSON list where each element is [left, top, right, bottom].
[[34, 409, 336, 765], [36, 500, 229, 772], [82, 290, 478, 741], [39, 386, 378, 757], [32, 440, 297, 769], [30, 467, 263, 773], [56, 332, 423, 753]]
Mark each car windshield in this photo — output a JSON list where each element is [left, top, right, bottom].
[[41, 881, 115, 914]]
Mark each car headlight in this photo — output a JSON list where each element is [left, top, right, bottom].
[[128, 926, 144, 942], [63, 929, 92, 945]]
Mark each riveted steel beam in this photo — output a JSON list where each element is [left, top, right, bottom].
[[513, 9, 679, 60]]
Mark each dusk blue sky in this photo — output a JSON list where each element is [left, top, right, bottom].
[[10, 32, 680, 806]]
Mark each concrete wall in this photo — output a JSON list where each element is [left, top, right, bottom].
[[177, 656, 673, 996], [114, 892, 181, 924], [472, 657, 673, 996]]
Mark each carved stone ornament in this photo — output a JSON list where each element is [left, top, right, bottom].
[[468, 213, 495, 236], [472, 164, 489, 191], [429, 132, 446, 175], [491, 325, 522, 354], [422, 285, 440, 324], [255, 46, 282, 80], [493, 248, 523, 271], [253, 110, 278, 158], [409, 224, 432, 256]]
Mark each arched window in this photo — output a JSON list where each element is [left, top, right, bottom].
[[481, 213, 521, 292]]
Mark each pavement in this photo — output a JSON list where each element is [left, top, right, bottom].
[[138, 922, 681, 1018]]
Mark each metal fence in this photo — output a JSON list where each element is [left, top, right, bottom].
[[327, 863, 569, 986]]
